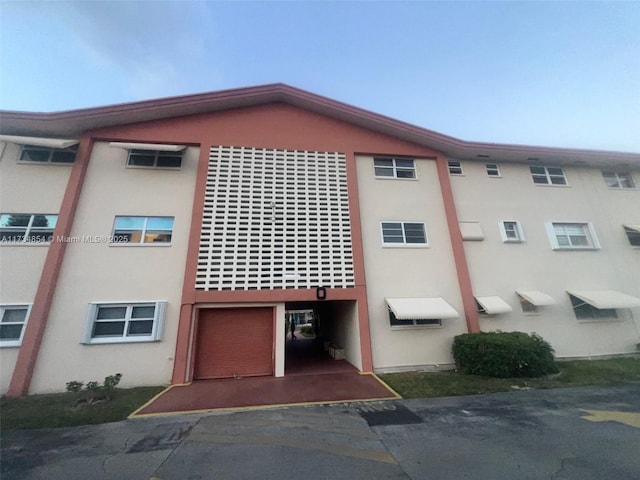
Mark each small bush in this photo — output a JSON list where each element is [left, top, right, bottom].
[[452, 332, 559, 378], [65, 373, 123, 407]]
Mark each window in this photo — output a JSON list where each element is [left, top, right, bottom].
[[520, 298, 538, 314], [381, 222, 427, 245], [112, 216, 174, 244], [530, 166, 567, 185], [388, 310, 441, 327], [127, 149, 183, 169], [569, 295, 617, 321], [0, 214, 58, 244], [84, 302, 166, 344], [19, 144, 77, 164], [448, 161, 463, 175], [0, 305, 30, 347], [499, 221, 525, 243], [624, 226, 640, 246], [373, 157, 416, 179], [602, 171, 635, 189], [486, 163, 501, 177], [546, 222, 600, 250]]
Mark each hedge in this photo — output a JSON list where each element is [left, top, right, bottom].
[[452, 331, 559, 378]]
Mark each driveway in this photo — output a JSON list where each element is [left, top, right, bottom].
[[2, 383, 639, 480]]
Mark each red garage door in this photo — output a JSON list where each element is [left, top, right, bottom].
[[194, 307, 274, 379]]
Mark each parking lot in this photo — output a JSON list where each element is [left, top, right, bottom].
[[2, 383, 639, 480]]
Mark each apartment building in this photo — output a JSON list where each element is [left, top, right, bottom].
[[1, 84, 638, 395]]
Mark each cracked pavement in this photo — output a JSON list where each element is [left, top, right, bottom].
[[2, 383, 639, 479]]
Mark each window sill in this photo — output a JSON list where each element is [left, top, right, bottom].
[[0, 242, 51, 247], [109, 243, 172, 247], [390, 324, 443, 330], [503, 240, 525, 244], [606, 187, 638, 191], [374, 176, 418, 181], [0, 342, 22, 348], [125, 165, 182, 171], [551, 247, 599, 251], [533, 183, 571, 188], [577, 318, 623, 324], [82, 338, 161, 345], [382, 244, 429, 248], [16, 161, 74, 167]]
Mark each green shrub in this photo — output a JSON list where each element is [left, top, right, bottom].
[[452, 332, 559, 378]]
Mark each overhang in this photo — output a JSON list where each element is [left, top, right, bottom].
[[108, 142, 186, 151], [1, 84, 638, 167], [516, 290, 557, 306], [385, 297, 459, 320], [567, 290, 640, 309], [0, 134, 78, 149], [474, 296, 513, 314]]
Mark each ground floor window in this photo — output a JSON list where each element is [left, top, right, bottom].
[[388, 310, 441, 327], [84, 301, 167, 344], [569, 295, 617, 321], [0, 304, 31, 347]]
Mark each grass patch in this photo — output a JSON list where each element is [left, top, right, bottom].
[[379, 357, 640, 399], [0, 386, 164, 431]]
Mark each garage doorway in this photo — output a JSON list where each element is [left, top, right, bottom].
[[194, 307, 274, 379]]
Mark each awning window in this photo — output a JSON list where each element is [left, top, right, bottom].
[[516, 290, 556, 306], [567, 290, 640, 309], [385, 297, 459, 320], [0, 135, 79, 149], [108, 142, 186, 152], [624, 225, 640, 247], [474, 296, 512, 315]]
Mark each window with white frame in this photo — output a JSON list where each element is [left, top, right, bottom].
[[127, 149, 183, 169], [0, 214, 58, 244], [381, 222, 427, 246], [529, 166, 567, 185], [0, 305, 31, 347], [448, 161, 463, 175], [84, 302, 166, 344], [569, 295, 617, 321], [602, 171, 635, 189], [373, 157, 416, 179], [112, 216, 174, 244], [546, 222, 600, 250], [486, 163, 501, 177], [19, 144, 77, 164], [499, 221, 525, 243], [388, 310, 441, 327]]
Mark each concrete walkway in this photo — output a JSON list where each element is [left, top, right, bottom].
[[2, 383, 640, 479]]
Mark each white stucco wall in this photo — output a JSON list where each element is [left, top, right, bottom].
[[0, 141, 73, 393], [356, 155, 467, 371], [449, 160, 640, 358], [27, 142, 199, 393]]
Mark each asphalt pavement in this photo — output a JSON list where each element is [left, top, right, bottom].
[[2, 383, 639, 479]]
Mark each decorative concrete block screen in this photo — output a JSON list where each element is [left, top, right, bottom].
[[196, 146, 355, 290]]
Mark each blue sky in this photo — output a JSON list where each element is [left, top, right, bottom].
[[1, 1, 639, 152]]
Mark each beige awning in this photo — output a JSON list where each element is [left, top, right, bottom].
[[475, 296, 513, 314], [516, 290, 557, 306], [568, 290, 640, 309], [459, 222, 484, 241], [386, 298, 459, 320], [108, 142, 186, 152], [0, 134, 78, 149], [624, 225, 640, 233]]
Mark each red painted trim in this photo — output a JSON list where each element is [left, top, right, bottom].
[[170, 145, 211, 384], [7, 136, 94, 396], [435, 154, 480, 333], [344, 152, 373, 371]]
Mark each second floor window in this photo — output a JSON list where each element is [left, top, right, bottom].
[[112, 216, 174, 244], [602, 171, 635, 189], [373, 158, 416, 179], [530, 166, 567, 185], [381, 222, 427, 245], [19, 145, 77, 164]]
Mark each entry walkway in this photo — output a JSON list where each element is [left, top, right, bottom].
[[132, 337, 398, 417]]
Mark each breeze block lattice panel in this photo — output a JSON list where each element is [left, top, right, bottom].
[[196, 146, 355, 291]]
